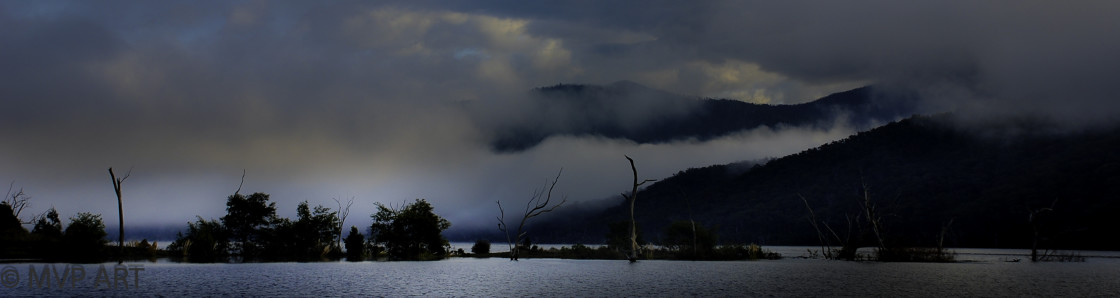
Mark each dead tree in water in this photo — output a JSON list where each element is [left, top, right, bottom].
[[333, 197, 355, 251], [497, 169, 565, 260], [859, 182, 886, 251], [1029, 199, 1058, 262], [799, 193, 860, 260], [621, 156, 656, 262], [937, 218, 954, 253], [799, 194, 833, 259], [108, 167, 131, 263]]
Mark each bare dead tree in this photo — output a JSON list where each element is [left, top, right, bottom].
[[799, 193, 832, 259], [937, 218, 955, 253], [4, 181, 32, 223], [1029, 198, 1058, 262], [859, 181, 886, 251], [333, 197, 355, 250], [235, 169, 246, 195], [109, 167, 131, 263], [620, 156, 655, 262], [799, 193, 862, 260], [497, 169, 566, 261]]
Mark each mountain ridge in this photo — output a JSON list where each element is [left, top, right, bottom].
[[486, 82, 919, 152], [511, 114, 1120, 250]]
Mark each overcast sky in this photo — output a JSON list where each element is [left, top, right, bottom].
[[3, 1, 1119, 236]]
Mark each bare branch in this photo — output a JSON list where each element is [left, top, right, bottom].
[[498, 168, 565, 261], [496, 200, 515, 259], [4, 181, 31, 223], [799, 193, 831, 258], [333, 197, 355, 249], [235, 169, 246, 195]]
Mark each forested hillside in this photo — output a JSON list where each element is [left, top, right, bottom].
[[527, 114, 1120, 250], [488, 81, 917, 152]]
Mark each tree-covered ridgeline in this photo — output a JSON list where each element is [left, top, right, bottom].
[[527, 114, 1120, 254]]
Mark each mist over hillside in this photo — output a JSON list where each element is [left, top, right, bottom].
[[476, 114, 1120, 251], [475, 81, 920, 152]]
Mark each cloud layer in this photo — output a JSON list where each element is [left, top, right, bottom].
[[2, 1, 1118, 235]]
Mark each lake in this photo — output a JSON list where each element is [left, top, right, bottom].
[[3, 247, 1119, 296]]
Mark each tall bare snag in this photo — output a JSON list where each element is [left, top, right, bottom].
[[497, 169, 565, 260], [108, 167, 130, 262], [621, 155, 655, 262]]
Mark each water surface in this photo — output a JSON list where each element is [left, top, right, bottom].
[[3, 248, 1118, 296]]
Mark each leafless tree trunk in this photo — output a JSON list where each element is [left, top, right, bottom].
[[1029, 199, 1057, 262], [937, 218, 954, 253], [334, 197, 354, 250], [109, 167, 131, 263], [497, 169, 566, 260], [235, 169, 246, 195], [859, 181, 885, 251], [620, 156, 655, 262], [799, 194, 833, 259], [4, 182, 32, 223]]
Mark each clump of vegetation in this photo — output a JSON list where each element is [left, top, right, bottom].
[[799, 184, 959, 263], [554, 244, 621, 259], [495, 244, 621, 260], [171, 192, 346, 262], [875, 247, 955, 262], [471, 239, 491, 257], [344, 226, 365, 261], [370, 199, 451, 261], [167, 217, 229, 262], [660, 220, 717, 259], [1033, 250, 1086, 262], [63, 212, 109, 262], [168, 191, 361, 262]]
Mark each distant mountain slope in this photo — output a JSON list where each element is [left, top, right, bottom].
[[486, 81, 918, 152], [530, 114, 1120, 250]]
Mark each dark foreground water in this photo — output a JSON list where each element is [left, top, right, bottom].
[[3, 248, 1119, 296]]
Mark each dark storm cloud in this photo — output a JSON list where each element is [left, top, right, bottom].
[[421, 0, 1120, 123], [2, 1, 1116, 235]]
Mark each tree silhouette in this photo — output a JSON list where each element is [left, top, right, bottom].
[[168, 216, 229, 262], [30, 207, 63, 258], [289, 201, 339, 260], [344, 226, 365, 261], [3, 182, 31, 223], [108, 167, 130, 263], [662, 220, 717, 259], [333, 197, 354, 251], [221, 192, 277, 260], [471, 239, 490, 256], [497, 169, 565, 260], [370, 199, 451, 260], [64, 212, 107, 262], [0, 201, 29, 257], [620, 156, 655, 262]]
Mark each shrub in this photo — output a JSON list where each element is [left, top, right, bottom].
[[471, 239, 491, 256]]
